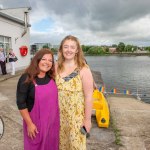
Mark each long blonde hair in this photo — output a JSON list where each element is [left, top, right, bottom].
[[57, 35, 86, 73]]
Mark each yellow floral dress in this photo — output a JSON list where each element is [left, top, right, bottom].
[[55, 70, 86, 150]]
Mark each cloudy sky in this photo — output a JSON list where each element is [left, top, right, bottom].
[[1, 0, 150, 46]]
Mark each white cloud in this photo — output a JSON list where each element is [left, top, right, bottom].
[[28, 0, 150, 46]]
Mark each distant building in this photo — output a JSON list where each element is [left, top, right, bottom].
[[0, 7, 31, 74], [51, 44, 60, 49], [30, 43, 60, 56], [30, 44, 37, 55], [33, 43, 52, 50], [134, 49, 148, 53], [109, 47, 117, 53], [30, 43, 52, 56]]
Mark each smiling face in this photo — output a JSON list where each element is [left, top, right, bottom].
[[38, 54, 53, 75], [62, 39, 78, 60]]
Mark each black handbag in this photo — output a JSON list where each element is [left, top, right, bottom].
[[12, 56, 18, 62]]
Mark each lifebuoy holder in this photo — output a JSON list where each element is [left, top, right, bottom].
[[19, 46, 28, 56]]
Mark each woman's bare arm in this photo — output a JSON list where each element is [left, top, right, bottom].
[[80, 67, 94, 132]]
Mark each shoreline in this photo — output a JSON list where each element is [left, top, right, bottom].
[[85, 52, 150, 56]]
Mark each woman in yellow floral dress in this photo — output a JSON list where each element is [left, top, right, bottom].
[[55, 35, 94, 150]]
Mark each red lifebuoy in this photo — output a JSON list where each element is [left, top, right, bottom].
[[19, 46, 28, 56]]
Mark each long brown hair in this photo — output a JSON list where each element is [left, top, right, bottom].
[[24, 48, 55, 83], [57, 35, 86, 73]]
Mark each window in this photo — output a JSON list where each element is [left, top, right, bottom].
[[0, 35, 11, 53], [0, 35, 11, 63], [0, 36, 4, 42]]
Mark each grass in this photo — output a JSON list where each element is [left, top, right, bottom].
[[110, 115, 122, 145]]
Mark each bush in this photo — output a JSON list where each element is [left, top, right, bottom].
[[82, 45, 93, 52], [87, 46, 105, 55], [51, 48, 58, 52]]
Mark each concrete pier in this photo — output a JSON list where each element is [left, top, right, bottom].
[[107, 95, 150, 150]]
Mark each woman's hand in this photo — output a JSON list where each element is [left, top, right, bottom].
[[27, 123, 39, 140], [83, 118, 92, 133]]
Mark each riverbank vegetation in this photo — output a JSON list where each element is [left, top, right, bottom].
[[82, 42, 150, 55], [41, 42, 150, 56]]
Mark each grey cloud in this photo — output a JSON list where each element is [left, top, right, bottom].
[[1, 0, 150, 45], [0, 0, 30, 9], [31, 0, 150, 31], [86, 0, 150, 29], [29, 0, 150, 46]]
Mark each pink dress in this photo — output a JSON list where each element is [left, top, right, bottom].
[[23, 79, 60, 150]]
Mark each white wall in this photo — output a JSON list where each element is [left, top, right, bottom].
[[0, 9, 31, 74], [0, 8, 28, 20]]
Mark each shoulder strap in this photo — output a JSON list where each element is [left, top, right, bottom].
[[32, 80, 38, 86]]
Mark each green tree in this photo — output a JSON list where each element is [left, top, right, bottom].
[[112, 44, 117, 48], [87, 46, 104, 55], [144, 46, 150, 52], [81, 45, 86, 52], [103, 47, 109, 53], [117, 42, 125, 52], [43, 44, 50, 48], [132, 46, 137, 52], [85, 45, 93, 52], [124, 45, 133, 52], [51, 48, 58, 53]]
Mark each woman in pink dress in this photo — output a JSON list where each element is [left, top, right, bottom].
[[16, 48, 59, 150]]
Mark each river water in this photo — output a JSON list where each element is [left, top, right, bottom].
[[85, 55, 150, 103]]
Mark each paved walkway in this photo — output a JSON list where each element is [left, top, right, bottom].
[[0, 70, 24, 82]]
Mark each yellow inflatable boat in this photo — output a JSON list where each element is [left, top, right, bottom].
[[92, 89, 110, 128]]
